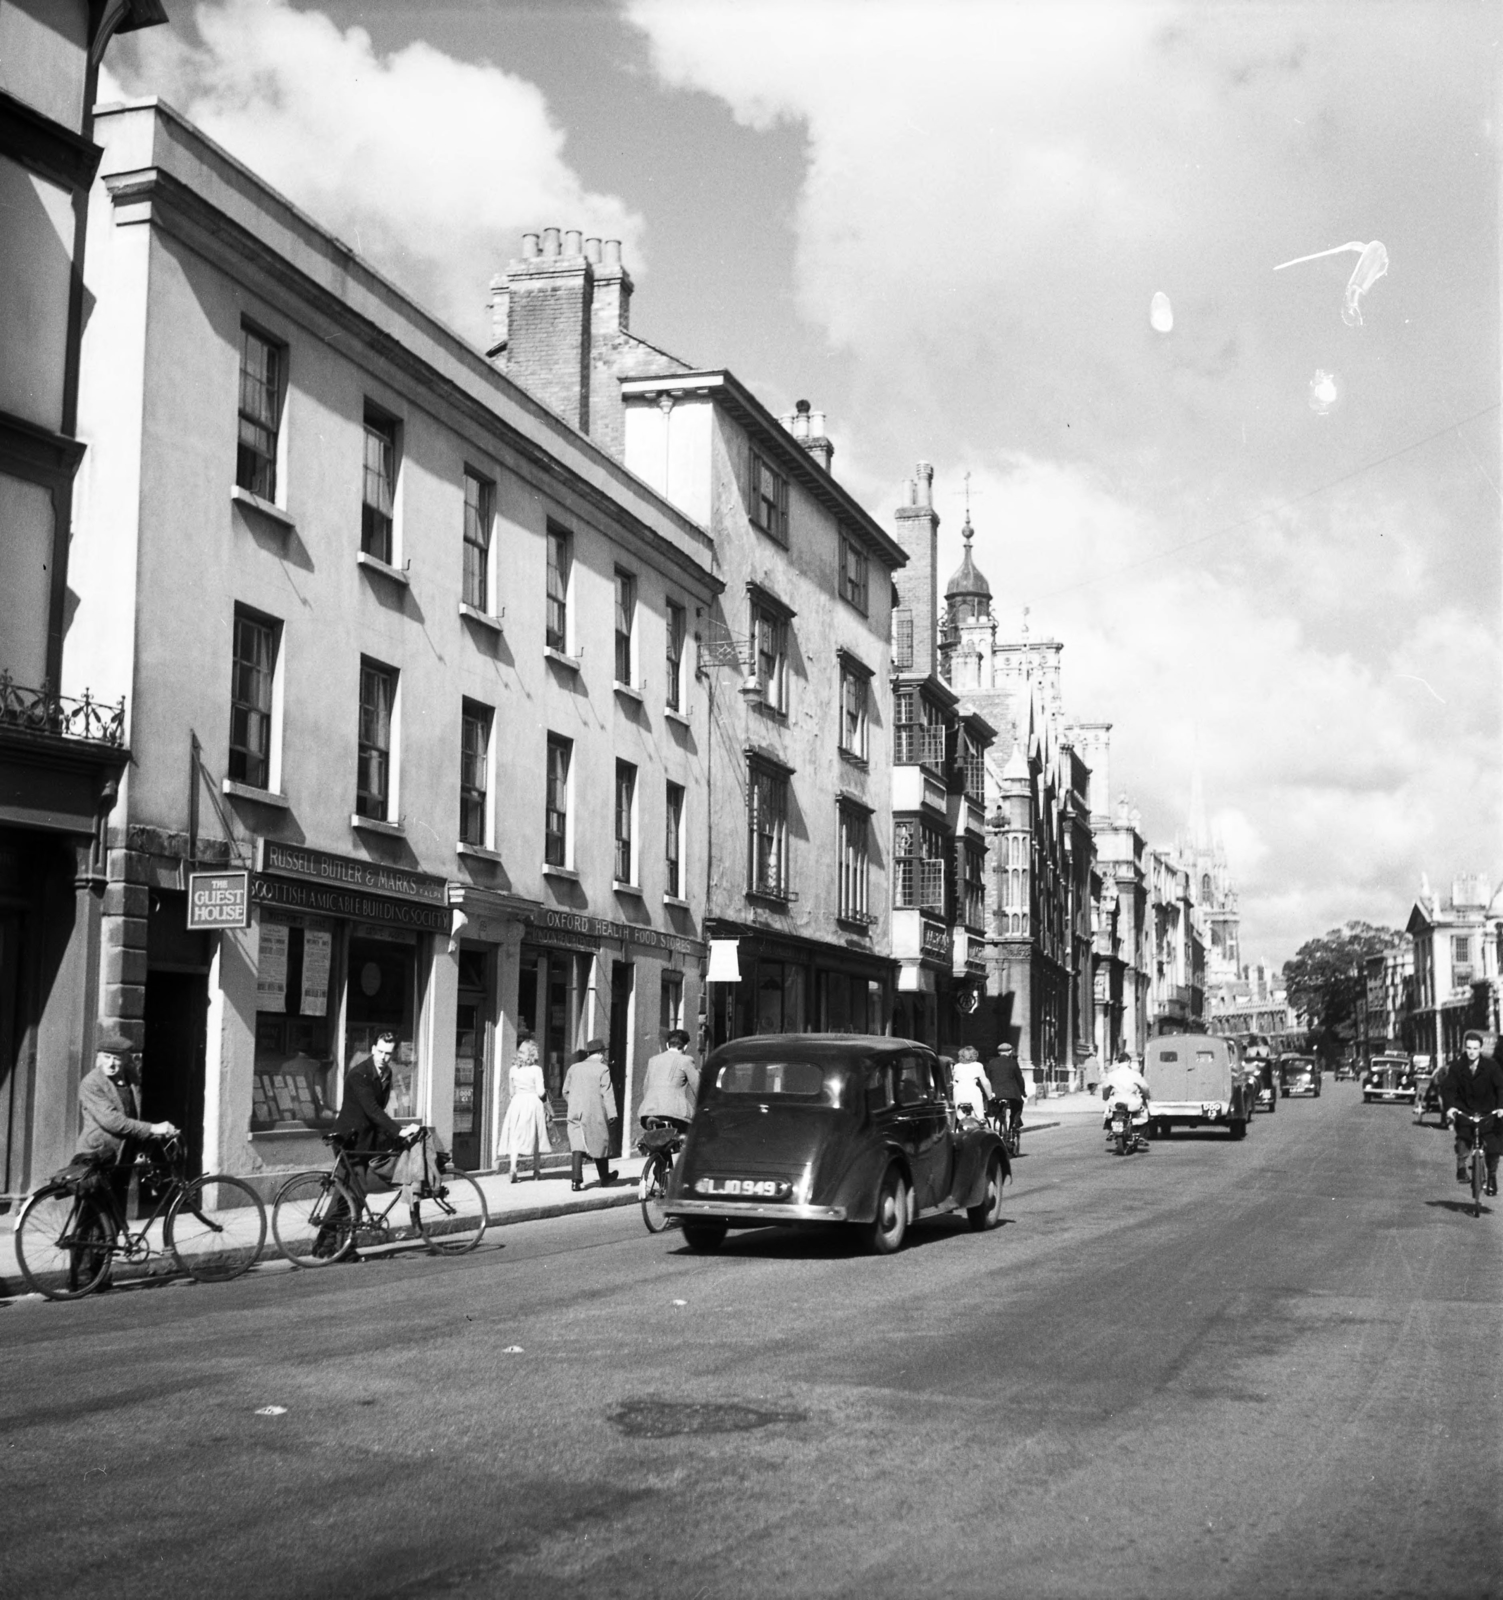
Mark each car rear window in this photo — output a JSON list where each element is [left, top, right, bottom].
[[711, 1059, 840, 1103], [1158, 1050, 1178, 1062], [1196, 1050, 1216, 1062]]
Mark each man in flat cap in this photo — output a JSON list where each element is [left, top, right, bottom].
[[77, 1031, 179, 1219], [563, 1037, 617, 1191]]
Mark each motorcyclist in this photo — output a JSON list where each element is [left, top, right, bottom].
[[1101, 1051, 1151, 1139]]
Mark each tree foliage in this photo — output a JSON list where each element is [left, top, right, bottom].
[[1282, 921, 1398, 1057]]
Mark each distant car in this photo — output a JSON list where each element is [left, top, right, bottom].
[[1278, 1054, 1321, 1098], [1363, 1053, 1417, 1104], [664, 1035, 1008, 1254]]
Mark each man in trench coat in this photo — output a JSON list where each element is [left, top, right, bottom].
[[564, 1038, 617, 1191]]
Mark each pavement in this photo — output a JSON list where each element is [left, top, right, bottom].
[[1, 1102, 1081, 1300]]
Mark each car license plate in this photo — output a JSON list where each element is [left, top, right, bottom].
[[694, 1177, 792, 1200]]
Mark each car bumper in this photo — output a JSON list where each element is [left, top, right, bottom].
[[665, 1197, 849, 1225], [1150, 1101, 1233, 1122], [1366, 1089, 1415, 1101]]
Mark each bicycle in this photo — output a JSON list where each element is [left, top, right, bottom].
[[637, 1118, 686, 1234], [271, 1130, 488, 1266], [1451, 1111, 1499, 1219], [985, 1097, 1023, 1159], [13, 1135, 266, 1300]]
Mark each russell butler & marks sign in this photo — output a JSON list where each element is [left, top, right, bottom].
[[250, 842, 450, 934]]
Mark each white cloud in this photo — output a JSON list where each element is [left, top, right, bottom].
[[102, 0, 643, 340]]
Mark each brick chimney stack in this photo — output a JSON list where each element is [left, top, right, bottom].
[[892, 461, 939, 677], [779, 398, 834, 471]]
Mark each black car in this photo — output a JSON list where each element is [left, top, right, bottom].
[[664, 1035, 1008, 1254], [1278, 1053, 1321, 1097]]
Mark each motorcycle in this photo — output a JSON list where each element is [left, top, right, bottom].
[[1105, 1094, 1149, 1156]]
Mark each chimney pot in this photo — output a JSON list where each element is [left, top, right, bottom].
[[810, 409, 826, 436], [584, 236, 601, 263], [522, 232, 540, 259], [916, 461, 934, 508], [604, 238, 622, 266], [542, 226, 561, 257], [564, 228, 583, 256]]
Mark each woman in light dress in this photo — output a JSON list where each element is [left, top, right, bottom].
[[498, 1032, 551, 1182]]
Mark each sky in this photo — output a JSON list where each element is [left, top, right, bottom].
[[102, 0, 1503, 970]]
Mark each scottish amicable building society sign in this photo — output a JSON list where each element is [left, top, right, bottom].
[[187, 870, 251, 929]]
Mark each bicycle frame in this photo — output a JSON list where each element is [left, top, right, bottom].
[[91, 1141, 202, 1262], [1453, 1112, 1497, 1218]]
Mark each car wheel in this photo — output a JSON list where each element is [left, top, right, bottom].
[[863, 1165, 909, 1255], [680, 1221, 726, 1253], [967, 1152, 1004, 1232]]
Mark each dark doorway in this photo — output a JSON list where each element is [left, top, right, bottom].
[[609, 960, 633, 1157], [141, 970, 208, 1185], [452, 945, 488, 1172]]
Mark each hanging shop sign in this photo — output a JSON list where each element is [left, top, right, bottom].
[[186, 869, 251, 929], [256, 840, 447, 905]]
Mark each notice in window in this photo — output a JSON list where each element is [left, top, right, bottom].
[[301, 928, 332, 1017], [257, 921, 289, 1008]]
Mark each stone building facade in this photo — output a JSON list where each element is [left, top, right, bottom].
[[69, 103, 719, 1184], [491, 228, 906, 1047], [1403, 876, 1502, 1064]]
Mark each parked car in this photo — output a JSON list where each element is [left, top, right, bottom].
[[1143, 1034, 1253, 1139], [1278, 1054, 1322, 1097], [664, 1035, 1008, 1254], [1363, 1052, 1417, 1104]]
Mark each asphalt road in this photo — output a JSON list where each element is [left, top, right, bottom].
[[3, 1083, 1499, 1600]]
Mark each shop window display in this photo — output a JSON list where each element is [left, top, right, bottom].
[[252, 916, 335, 1129], [345, 931, 419, 1119]]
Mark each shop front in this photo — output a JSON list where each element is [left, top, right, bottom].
[[704, 921, 893, 1051], [242, 842, 450, 1177], [890, 911, 951, 1047], [515, 909, 704, 1158]]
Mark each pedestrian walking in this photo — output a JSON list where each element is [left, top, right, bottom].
[[498, 1031, 551, 1182], [564, 1037, 617, 1191], [637, 1028, 699, 1130]]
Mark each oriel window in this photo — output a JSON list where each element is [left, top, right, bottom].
[[463, 470, 493, 611], [357, 659, 396, 820], [229, 608, 276, 790], [362, 410, 397, 564], [236, 326, 283, 501], [459, 701, 491, 846]]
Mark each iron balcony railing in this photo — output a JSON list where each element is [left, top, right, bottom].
[[0, 675, 125, 746]]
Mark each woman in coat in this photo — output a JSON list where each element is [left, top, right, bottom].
[[498, 1033, 551, 1182], [563, 1037, 617, 1191]]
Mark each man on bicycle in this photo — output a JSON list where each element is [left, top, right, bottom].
[[318, 1030, 421, 1255], [983, 1042, 1027, 1141], [638, 1029, 699, 1132], [1442, 1030, 1503, 1195], [77, 1032, 179, 1218]]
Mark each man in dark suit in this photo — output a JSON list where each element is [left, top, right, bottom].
[[319, 1031, 420, 1255], [1442, 1030, 1503, 1195], [77, 1031, 179, 1220], [984, 1042, 1028, 1139]]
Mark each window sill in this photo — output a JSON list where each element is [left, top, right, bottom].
[[231, 486, 295, 531], [457, 842, 504, 863], [458, 602, 503, 634], [837, 912, 878, 932], [544, 646, 582, 672], [358, 551, 409, 587], [613, 680, 644, 704], [613, 880, 644, 896], [663, 895, 690, 909], [222, 778, 289, 809], [663, 708, 691, 730], [746, 886, 798, 907], [350, 812, 406, 838], [542, 863, 580, 881]]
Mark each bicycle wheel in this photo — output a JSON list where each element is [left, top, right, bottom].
[[1471, 1150, 1485, 1218], [272, 1171, 356, 1266], [166, 1174, 267, 1282], [415, 1170, 488, 1254], [1008, 1123, 1022, 1158], [15, 1185, 113, 1300], [640, 1152, 671, 1233]]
